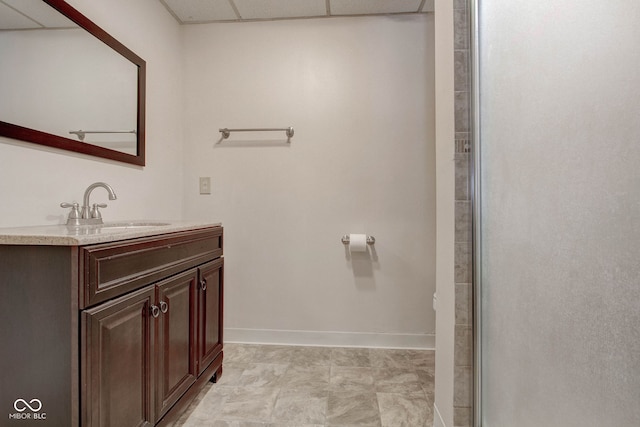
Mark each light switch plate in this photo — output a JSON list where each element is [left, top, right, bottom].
[[199, 177, 211, 194]]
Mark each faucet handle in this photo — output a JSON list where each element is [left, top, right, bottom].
[[61, 202, 82, 226], [91, 203, 107, 219], [60, 202, 81, 219]]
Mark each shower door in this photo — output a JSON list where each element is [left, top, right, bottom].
[[474, 0, 640, 426]]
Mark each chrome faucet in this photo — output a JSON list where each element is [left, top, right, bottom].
[[61, 182, 117, 226], [81, 182, 117, 219]]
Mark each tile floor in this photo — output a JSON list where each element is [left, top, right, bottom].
[[175, 343, 435, 427]]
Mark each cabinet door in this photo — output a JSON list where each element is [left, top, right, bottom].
[[155, 270, 197, 419], [196, 258, 224, 376], [82, 286, 155, 427]]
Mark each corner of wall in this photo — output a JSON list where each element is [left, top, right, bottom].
[[434, 0, 456, 425], [434, 0, 474, 425]]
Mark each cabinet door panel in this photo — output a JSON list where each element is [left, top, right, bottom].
[[156, 270, 197, 419], [82, 286, 155, 427], [197, 258, 224, 375]]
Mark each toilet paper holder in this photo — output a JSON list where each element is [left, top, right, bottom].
[[341, 234, 376, 245]]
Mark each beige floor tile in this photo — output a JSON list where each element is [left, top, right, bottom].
[[254, 345, 296, 364], [179, 344, 436, 427], [331, 348, 372, 367], [235, 363, 289, 388], [368, 349, 412, 369], [326, 390, 381, 426], [330, 366, 375, 392], [218, 387, 280, 422], [279, 364, 331, 390], [374, 368, 423, 393], [224, 344, 261, 363], [290, 346, 333, 366], [271, 388, 328, 424], [377, 391, 432, 427]]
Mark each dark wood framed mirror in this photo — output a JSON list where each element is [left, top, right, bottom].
[[0, 0, 146, 166]]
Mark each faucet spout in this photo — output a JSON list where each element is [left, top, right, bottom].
[[81, 182, 117, 219]]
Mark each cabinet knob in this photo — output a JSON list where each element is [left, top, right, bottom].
[[150, 305, 160, 318], [200, 279, 207, 291], [159, 301, 168, 314]]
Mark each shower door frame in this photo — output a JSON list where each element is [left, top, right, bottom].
[[469, 0, 482, 426]]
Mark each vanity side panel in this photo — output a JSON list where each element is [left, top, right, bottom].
[[0, 245, 77, 427]]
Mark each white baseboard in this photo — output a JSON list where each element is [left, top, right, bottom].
[[434, 403, 446, 427], [224, 328, 435, 350]]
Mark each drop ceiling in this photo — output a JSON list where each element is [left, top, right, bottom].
[[0, 0, 433, 31], [160, 0, 434, 24]]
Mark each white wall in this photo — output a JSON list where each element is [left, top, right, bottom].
[[0, 0, 184, 227], [479, 0, 640, 425], [181, 15, 437, 347], [433, 0, 456, 425]]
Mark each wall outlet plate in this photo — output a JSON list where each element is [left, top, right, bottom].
[[199, 177, 211, 194]]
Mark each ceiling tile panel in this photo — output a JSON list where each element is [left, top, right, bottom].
[[234, 0, 326, 20], [330, 0, 422, 15], [162, 0, 238, 23]]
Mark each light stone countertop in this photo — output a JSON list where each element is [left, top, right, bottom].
[[0, 220, 222, 246]]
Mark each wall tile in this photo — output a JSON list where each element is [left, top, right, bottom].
[[453, 2, 473, 425], [454, 406, 472, 426], [455, 49, 469, 92], [455, 132, 471, 141], [454, 325, 473, 367], [455, 241, 472, 283], [454, 0, 467, 11], [455, 154, 470, 200], [455, 201, 472, 242], [453, 366, 473, 407], [455, 283, 472, 326], [455, 91, 470, 132], [454, 7, 469, 49]]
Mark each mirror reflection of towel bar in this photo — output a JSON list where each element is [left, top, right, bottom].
[[69, 130, 136, 141], [219, 127, 294, 139]]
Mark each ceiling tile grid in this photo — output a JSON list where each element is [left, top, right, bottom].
[[330, 0, 423, 16], [159, 0, 432, 24], [235, 0, 327, 20], [161, 0, 238, 23]]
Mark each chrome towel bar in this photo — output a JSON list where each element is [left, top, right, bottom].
[[69, 130, 136, 141], [219, 127, 294, 139]]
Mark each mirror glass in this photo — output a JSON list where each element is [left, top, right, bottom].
[[0, 0, 146, 166]]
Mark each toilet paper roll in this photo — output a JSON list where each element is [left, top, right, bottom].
[[349, 234, 368, 252]]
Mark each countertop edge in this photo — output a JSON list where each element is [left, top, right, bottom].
[[0, 221, 222, 246]]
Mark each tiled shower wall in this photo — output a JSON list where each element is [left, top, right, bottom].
[[453, 0, 473, 426]]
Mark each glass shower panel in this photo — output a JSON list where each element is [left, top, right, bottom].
[[476, 1, 640, 426]]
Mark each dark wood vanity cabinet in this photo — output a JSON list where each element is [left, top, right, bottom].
[[82, 285, 157, 427], [82, 270, 201, 426], [80, 227, 224, 427], [0, 226, 223, 427], [156, 270, 198, 420], [196, 258, 224, 376]]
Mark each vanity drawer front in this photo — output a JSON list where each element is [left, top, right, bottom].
[[80, 227, 222, 308]]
